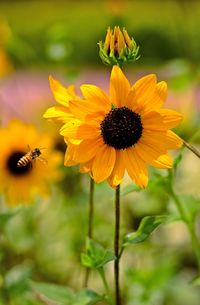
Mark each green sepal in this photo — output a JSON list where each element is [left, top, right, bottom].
[[98, 41, 140, 67], [81, 238, 116, 269]]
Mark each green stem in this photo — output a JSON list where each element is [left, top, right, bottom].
[[114, 185, 121, 305], [84, 178, 94, 287], [182, 139, 200, 159], [170, 189, 200, 271], [88, 178, 94, 239], [98, 268, 113, 305]]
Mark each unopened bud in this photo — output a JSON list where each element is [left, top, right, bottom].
[[98, 26, 140, 66]]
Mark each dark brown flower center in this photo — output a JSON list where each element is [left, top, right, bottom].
[[100, 106, 143, 149], [6, 151, 32, 176]]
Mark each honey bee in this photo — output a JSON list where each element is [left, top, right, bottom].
[[17, 147, 46, 168]]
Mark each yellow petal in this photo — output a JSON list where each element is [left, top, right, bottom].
[[80, 84, 110, 111], [49, 76, 75, 106], [110, 65, 130, 107], [143, 81, 167, 112], [124, 147, 148, 188], [142, 111, 166, 131], [125, 88, 137, 110], [133, 74, 157, 108], [156, 109, 183, 128], [64, 143, 78, 166], [156, 81, 167, 100], [142, 129, 182, 151], [150, 154, 173, 169], [79, 159, 93, 173], [104, 27, 112, 51], [107, 150, 125, 188], [43, 106, 73, 122], [69, 99, 107, 120], [140, 129, 182, 151], [92, 145, 116, 183], [165, 130, 183, 149], [59, 119, 82, 138], [135, 143, 172, 168], [74, 137, 104, 163], [136, 138, 166, 161], [66, 138, 82, 145], [75, 124, 100, 140]]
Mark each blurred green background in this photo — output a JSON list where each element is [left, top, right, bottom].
[[0, 1, 200, 305], [1, 0, 200, 68]]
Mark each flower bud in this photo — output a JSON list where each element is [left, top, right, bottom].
[[98, 26, 140, 66]]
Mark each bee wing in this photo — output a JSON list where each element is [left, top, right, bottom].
[[38, 156, 48, 165]]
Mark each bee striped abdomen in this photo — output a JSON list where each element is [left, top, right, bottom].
[[17, 148, 42, 168], [17, 153, 32, 168]]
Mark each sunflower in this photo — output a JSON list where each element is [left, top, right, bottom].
[[44, 66, 183, 188], [0, 120, 62, 206]]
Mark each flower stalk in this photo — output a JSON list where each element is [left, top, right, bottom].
[[182, 139, 200, 159], [114, 185, 121, 305], [88, 178, 95, 239], [98, 268, 113, 305], [84, 178, 95, 287]]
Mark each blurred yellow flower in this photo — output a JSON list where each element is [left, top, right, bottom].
[[0, 47, 12, 78], [0, 120, 62, 206], [44, 66, 183, 188]]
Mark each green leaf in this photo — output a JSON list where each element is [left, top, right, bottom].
[[123, 215, 167, 246], [5, 263, 33, 290], [29, 281, 74, 305], [190, 275, 200, 286], [29, 282, 104, 305], [73, 289, 105, 305], [0, 211, 18, 227], [81, 238, 116, 269]]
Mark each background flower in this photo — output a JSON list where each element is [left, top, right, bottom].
[[0, 119, 62, 206]]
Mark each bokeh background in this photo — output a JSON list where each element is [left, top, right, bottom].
[[0, 1, 200, 304]]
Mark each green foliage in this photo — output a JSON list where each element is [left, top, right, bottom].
[[2, 1, 200, 67], [0, 211, 18, 228], [29, 281, 104, 305], [72, 289, 105, 305], [123, 215, 167, 247], [0, 261, 36, 305], [174, 195, 200, 222], [81, 238, 116, 269], [29, 281, 74, 304], [126, 258, 176, 305], [191, 276, 200, 286]]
